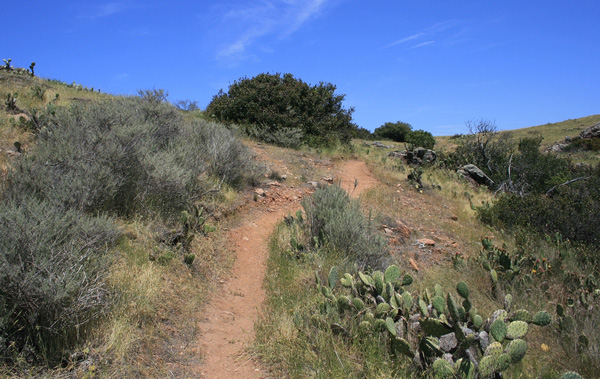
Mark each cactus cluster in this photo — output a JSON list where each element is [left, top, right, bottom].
[[180, 205, 215, 251], [317, 265, 552, 378], [5, 92, 18, 112]]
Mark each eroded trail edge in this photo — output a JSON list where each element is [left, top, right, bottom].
[[195, 160, 378, 378]]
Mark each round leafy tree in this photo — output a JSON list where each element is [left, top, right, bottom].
[[373, 121, 413, 142], [205, 73, 357, 147], [407, 129, 436, 149]]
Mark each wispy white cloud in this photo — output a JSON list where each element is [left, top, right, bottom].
[[384, 19, 463, 50], [383, 33, 425, 48], [216, 0, 333, 62], [411, 41, 435, 49], [82, 2, 125, 19]]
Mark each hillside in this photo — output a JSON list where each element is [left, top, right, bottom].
[[435, 115, 600, 164], [1, 69, 597, 378]]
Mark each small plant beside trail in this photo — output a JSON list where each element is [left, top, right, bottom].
[[301, 183, 389, 270], [317, 265, 552, 377]]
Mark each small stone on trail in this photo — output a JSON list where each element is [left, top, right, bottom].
[[307, 181, 318, 188], [254, 188, 266, 196], [321, 176, 334, 183]]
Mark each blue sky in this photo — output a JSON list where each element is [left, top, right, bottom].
[[3, 1, 599, 135]]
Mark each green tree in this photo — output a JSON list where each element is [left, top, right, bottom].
[[205, 73, 357, 147], [373, 121, 413, 142], [406, 129, 436, 149]]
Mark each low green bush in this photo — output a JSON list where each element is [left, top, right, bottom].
[[406, 129, 435, 149], [205, 73, 357, 148]]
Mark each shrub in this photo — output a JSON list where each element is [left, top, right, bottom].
[[205, 72, 357, 147], [406, 129, 435, 149], [373, 121, 412, 142], [478, 166, 600, 256], [3, 96, 254, 219], [452, 119, 513, 186], [0, 198, 119, 362], [302, 184, 389, 269]]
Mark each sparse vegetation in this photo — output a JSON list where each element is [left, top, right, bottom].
[[1, 64, 596, 378]]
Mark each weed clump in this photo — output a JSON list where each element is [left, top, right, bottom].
[[302, 184, 389, 270]]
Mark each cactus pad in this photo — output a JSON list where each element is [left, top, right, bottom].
[[432, 295, 445, 314], [385, 264, 401, 283], [374, 318, 387, 332], [402, 274, 414, 286], [420, 318, 453, 337], [385, 317, 397, 336], [419, 299, 429, 316], [510, 309, 532, 323], [432, 358, 455, 378], [485, 341, 503, 357], [352, 297, 365, 311], [473, 314, 484, 330], [336, 295, 351, 310], [434, 283, 443, 297], [491, 309, 508, 323], [359, 271, 374, 287], [373, 271, 385, 295], [478, 355, 495, 378], [507, 339, 527, 363], [420, 336, 442, 357], [504, 293, 513, 311], [506, 320, 528, 339], [340, 273, 354, 287], [392, 337, 414, 358], [532, 310, 551, 326], [447, 293, 460, 323], [456, 281, 469, 299], [490, 319, 507, 342]]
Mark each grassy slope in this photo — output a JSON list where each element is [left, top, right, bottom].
[[0, 70, 243, 377], [435, 114, 600, 164], [256, 139, 592, 378], [2, 69, 595, 377]]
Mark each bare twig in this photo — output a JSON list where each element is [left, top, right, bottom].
[[545, 176, 590, 195]]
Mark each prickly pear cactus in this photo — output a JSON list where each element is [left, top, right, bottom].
[[314, 265, 552, 378]]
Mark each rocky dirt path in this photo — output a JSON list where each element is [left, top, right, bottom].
[[194, 159, 378, 378]]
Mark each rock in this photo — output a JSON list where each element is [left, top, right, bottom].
[[371, 141, 393, 148], [321, 176, 334, 183], [457, 164, 494, 186], [394, 220, 411, 241], [254, 188, 266, 196], [547, 143, 569, 153], [418, 238, 436, 246], [389, 148, 436, 165], [580, 122, 600, 139], [414, 147, 437, 163], [409, 258, 420, 271], [267, 181, 281, 187]]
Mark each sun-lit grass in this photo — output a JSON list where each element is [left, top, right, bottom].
[[435, 114, 600, 165]]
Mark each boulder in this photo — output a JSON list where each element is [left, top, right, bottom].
[[389, 148, 437, 165], [580, 122, 600, 139], [457, 164, 494, 186]]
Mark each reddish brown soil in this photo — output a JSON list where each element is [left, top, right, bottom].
[[193, 160, 378, 378]]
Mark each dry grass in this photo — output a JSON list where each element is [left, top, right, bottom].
[[435, 114, 600, 164]]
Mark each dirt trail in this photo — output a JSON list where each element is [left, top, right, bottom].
[[194, 160, 378, 378]]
